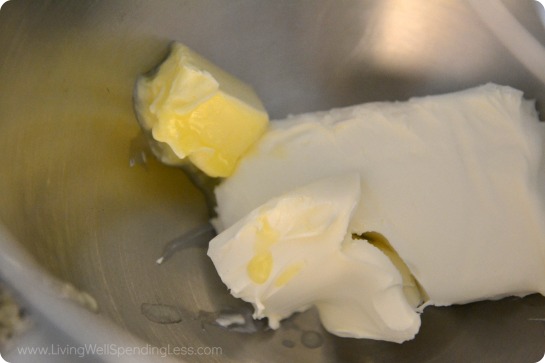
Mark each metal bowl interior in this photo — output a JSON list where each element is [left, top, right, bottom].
[[1, 0, 545, 362]]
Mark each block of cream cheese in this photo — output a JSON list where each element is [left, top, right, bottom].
[[213, 83, 545, 320], [134, 43, 269, 177], [208, 173, 421, 343]]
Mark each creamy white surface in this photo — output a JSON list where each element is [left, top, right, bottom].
[[208, 174, 421, 343], [214, 84, 545, 310]]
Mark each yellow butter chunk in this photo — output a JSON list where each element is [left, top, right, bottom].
[[135, 43, 269, 177]]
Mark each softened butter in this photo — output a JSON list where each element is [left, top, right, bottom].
[[134, 43, 269, 177]]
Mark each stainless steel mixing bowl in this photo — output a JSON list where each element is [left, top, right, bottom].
[[1, 0, 545, 362]]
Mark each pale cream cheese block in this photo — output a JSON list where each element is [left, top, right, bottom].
[[208, 174, 422, 343], [213, 83, 545, 317]]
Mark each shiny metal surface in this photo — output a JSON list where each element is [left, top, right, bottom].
[[1, 0, 545, 362]]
